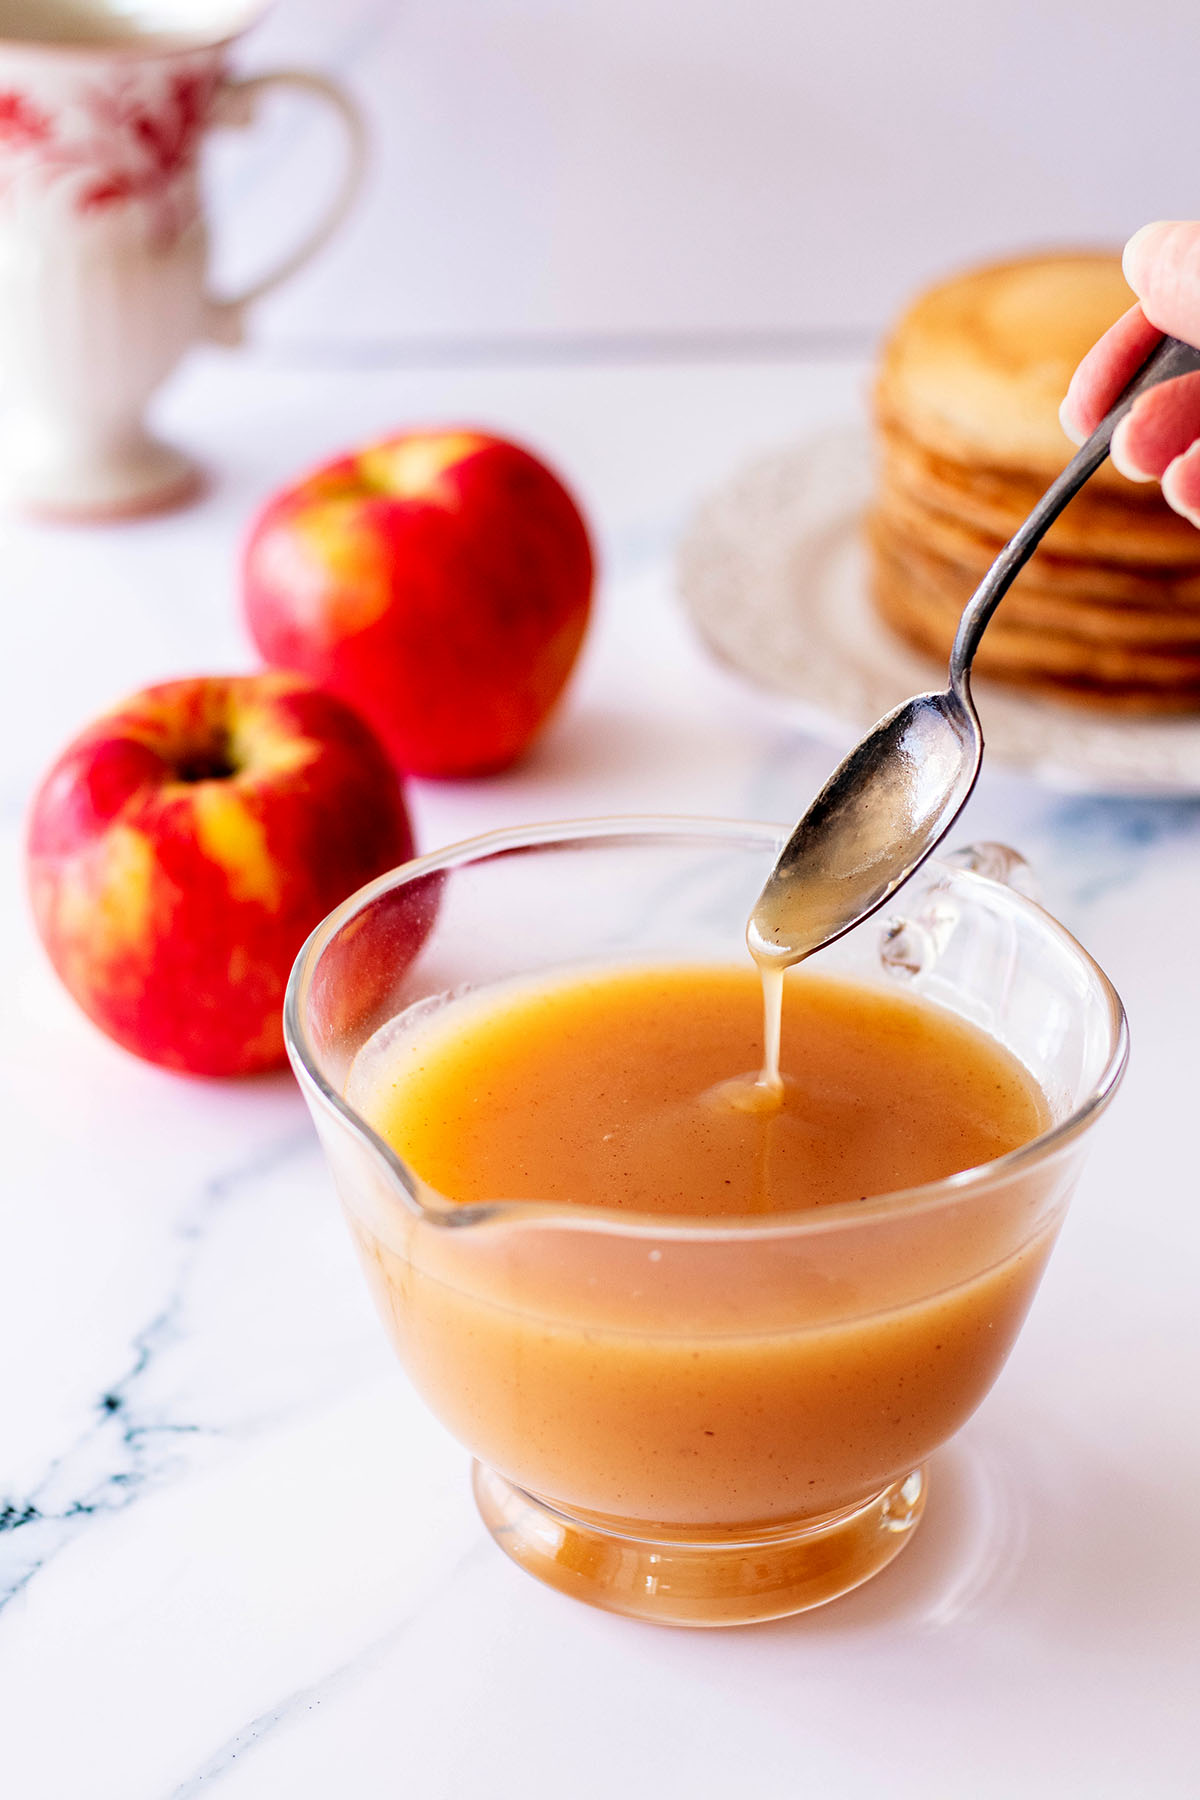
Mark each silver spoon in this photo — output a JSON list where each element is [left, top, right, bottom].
[[749, 332, 1200, 968]]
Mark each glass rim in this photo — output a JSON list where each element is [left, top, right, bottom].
[[284, 814, 1130, 1241]]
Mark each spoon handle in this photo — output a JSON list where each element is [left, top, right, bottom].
[[949, 332, 1200, 695]]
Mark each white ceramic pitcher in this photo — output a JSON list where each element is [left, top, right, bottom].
[[0, 1, 364, 517]]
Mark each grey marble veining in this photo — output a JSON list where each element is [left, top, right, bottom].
[[0, 1128, 315, 1615], [166, 1538, 494, 1800]]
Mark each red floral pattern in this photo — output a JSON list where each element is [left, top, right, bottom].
[[0, 59, 220, 245], [0, 91, 52, 147], [76, 69, 217, 219]]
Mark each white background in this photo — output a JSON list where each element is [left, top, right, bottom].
[[223, 0, 1199, 353]]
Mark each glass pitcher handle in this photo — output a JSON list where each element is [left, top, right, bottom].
[[942, 841, 1040, 900]]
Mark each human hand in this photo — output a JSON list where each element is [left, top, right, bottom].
[[1059, 221, 1200, 529]]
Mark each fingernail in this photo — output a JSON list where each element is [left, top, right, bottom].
[[1162, 446, 1200, 531], [1122, 220, 1173, 294], [1109, 414, 1155, 483], [1058, 395, 1086, 446]]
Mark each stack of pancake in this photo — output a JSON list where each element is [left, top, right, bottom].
[[869, 252, 1200, 712]]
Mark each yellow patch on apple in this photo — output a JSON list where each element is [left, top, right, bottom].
[[232, 723, 320, 782], [358, 432, 485, 499], [287, 501, 395, 638], [51, 825, 157, 995], [190, 786, 282, 909]]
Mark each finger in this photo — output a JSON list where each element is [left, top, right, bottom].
[[1059, 304, 1161, 444], [1109, 371, 1200, 481], [1123, 221, 1200, 346], [1162, 441, 1200, 530]]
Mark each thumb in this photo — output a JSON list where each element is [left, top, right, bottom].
[[1123, 221, 1200, 349]]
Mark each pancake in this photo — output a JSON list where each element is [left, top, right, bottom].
[[868, 515, 1200, 650], [873, 477, 1200, 608], [879, 417, 1200, 567], [871, 533, 1200, 693], [875, 251, 1138, 488], [868, 512, 1200, 644]]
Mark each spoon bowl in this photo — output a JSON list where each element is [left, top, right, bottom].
[[748, 686, 979, 965]]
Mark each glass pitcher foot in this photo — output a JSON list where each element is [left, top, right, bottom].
[[472, 1462, 927, 1628]]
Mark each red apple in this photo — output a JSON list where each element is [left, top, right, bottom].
[[27, 672, 415, 1076], [241, 429, 594, 778]]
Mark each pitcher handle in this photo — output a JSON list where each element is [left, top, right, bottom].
[[942, 841, 1040, 900], [204, 69, 367, 346]]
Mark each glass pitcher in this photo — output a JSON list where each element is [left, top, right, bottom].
[[285, 819, 1127, 1627]]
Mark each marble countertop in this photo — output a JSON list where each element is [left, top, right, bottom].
[[4, 348, 1200, 1800]]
